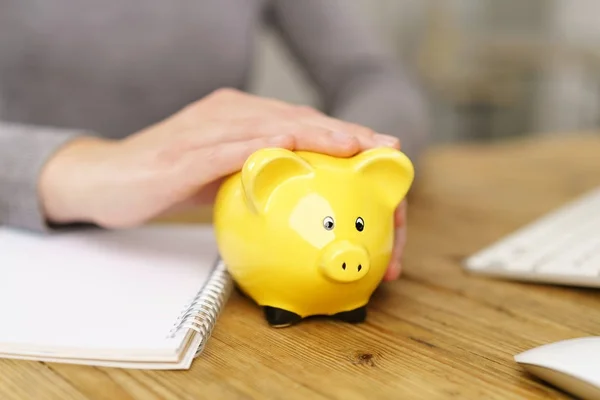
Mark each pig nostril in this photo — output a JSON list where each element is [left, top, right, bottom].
[[358, 264, 362, 272], [342, 262, 346, 270]]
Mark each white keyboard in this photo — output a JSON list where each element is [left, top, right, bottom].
[[464, 187, 600, 288]]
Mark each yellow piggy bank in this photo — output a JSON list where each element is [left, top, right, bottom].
[[213, 146, 414, 327]]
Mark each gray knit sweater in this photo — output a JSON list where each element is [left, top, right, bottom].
[[0, 0, 430, 233]]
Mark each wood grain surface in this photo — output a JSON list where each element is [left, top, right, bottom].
[[3, 133, 600, 399]]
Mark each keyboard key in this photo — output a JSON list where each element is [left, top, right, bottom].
[[536, 236, 600, 273], [463, 187, 600, 287]]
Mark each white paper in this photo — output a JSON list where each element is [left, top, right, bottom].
[[0, 224, 219, 363]]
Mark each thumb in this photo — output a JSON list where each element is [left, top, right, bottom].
[[180, 134, 295, 187]]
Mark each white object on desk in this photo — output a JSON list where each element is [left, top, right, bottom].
[[515, 337, 600, 400], [463, 186, 600, 288], [0, 224, 232, 370]]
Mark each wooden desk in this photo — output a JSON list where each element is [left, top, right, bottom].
[[3, 134, 600, 399]]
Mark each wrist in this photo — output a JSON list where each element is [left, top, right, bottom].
[[39, 136, 117, 225]]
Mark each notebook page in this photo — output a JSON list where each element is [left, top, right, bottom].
[[0, 224, 218, 360], [0, 328, 203, 370]]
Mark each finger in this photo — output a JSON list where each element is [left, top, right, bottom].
[[180, 118, 362, 158], [274, 103, 400, 150], [383, 226, 407, 281], [286, 126, 360, 157], [384, 202, 408, 281], [395, 200, 407, 228], [299, 113, 401, 150], [180, 134, 295, 187]]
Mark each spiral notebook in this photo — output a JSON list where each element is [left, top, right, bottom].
[[0, 223, 232, 370]]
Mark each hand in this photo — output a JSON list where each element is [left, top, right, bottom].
[[39, 88, 401, 229], [383, 199, 407, 281]]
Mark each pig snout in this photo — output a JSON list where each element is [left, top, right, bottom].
[[319, 240, 370, 283]]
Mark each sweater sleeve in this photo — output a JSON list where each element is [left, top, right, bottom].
[[267, 0, 432, 162], [0, 121, 86, 232]]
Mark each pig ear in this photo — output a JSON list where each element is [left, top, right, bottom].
[[242, 148, 314, 214], [353, 147, 415, 208]]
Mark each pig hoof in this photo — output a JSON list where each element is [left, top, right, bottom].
[[334, 306, 367, 323], [264, 306, 302, 328]]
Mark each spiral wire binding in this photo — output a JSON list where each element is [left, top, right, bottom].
[[167, 257, 233, 356]]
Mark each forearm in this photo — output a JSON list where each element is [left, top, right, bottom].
[[0, 121, 87, 232]]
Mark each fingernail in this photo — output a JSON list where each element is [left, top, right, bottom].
[[374, 134, 400, 148]]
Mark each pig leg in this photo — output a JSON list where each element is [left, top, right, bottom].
[[333, 306, 367, 323], [264, 306, 302, 327]]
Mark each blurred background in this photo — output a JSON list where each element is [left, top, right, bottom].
[[250, 0, 600, 146]]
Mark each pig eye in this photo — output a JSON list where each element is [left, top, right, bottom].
[[355, 217, 364, 232], [323, 216, 335, 230]]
